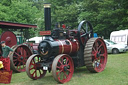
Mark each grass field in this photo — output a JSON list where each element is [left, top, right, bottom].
[[1, 52, 128, 85]]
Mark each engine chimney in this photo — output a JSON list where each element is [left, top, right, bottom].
[[44, 3, 51, 31]]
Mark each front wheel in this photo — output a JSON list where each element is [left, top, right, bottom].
[[26, 54, 47, 80], [52, 54, 74, 83]]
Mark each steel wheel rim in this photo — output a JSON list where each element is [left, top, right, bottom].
[[84, 38, 107, 73], [10, 45, 32, 72], [92, 38, 107, 72], [52, 54, 74, 83], [26, 54, 47, 80]]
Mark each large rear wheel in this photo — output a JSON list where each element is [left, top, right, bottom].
[[9, 44, 32, 72], [52, 54, 74, 83], [84, 38, 107, 72]]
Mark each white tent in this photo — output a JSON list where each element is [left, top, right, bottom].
[[26, 37, 43, 43]]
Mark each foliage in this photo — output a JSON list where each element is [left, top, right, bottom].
[[79, 0, 128, 38], [0, 0, 128, 38], [0, 0, 40, 38], [52, 3, 79, 29]]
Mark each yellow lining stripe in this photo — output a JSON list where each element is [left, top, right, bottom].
[[67, 39, 72, 54], [41, 51, 48, 55], [59, 40, 64, 53]]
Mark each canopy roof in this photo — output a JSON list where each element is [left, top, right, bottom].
[[0, 21, 37, 29]]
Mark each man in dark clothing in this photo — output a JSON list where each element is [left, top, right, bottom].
[[1, 41, 13, 58], [0, 41, 13, 71]]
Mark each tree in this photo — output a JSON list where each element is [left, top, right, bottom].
[[1, 0, 11, 6], [52, 3, 79, 29], [79, 0, 128, 38], [0, 0, 41, 38], [0, 0, 128, 39]]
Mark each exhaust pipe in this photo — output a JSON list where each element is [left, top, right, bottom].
[[44, 3, 51, 31]]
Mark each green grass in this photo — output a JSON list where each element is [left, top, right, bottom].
[[1, 52, 128, 85]]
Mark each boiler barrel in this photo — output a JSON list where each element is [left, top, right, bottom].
[[57, 39, 79, 54], [38, 39, 79, 57]]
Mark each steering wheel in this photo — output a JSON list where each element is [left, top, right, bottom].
[[77, 20, 93, 46]]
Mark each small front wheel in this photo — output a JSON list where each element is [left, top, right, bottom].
[[26, 54, 47, 80], [52, 54, 74, 83]]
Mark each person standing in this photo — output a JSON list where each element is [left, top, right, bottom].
[[0, 41, 13, 71]]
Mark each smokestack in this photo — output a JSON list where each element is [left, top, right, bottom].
[[44, 3, 51, 31]]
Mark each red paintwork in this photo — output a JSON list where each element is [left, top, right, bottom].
[[92, 38, 107, 72], [0, 21, 37, 29], [40, 31, 51, 35], [53, 54, 74, 83], [0, 31, 17, 47], [56, 39, 79, 54], [69, 30, 78, 34], [28, 55, 47, 79], [31, 43, 39, 51], [62, 24, 66, 29], [12, 45, 32, 72], [0, 57, 10, 71]]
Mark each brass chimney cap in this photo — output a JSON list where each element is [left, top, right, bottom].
[[44, 3, 51, 8]]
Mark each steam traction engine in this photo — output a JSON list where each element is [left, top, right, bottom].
[[0, 21, 37, 72], [26, 4, 107, 83]]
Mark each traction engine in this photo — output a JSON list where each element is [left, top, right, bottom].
[[0, 31, 32, 72], [26, 4, 107, 83]]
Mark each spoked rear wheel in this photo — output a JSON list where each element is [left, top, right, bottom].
[[84, 38, 107, 72], [9, 44, 32, 72], [26, 54, 47, 80], [52, 54, 74, 83]]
